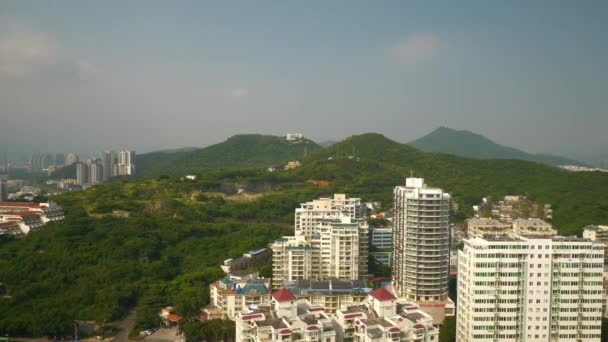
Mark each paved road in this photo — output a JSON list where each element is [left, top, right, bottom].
[[112, 310, 136, 342], [143, 328, 182, 342]]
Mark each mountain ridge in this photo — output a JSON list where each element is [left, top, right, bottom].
[[408, 126, 584, 166]]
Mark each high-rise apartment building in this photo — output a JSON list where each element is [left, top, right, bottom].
[[270, 234, 312, 288], [65, 153, 79, 165], [457, 235, 604, 341], [392, 178, 451, 303], [317, 216, 368, 280], [76, 162, 88, 185], [118, 150, 136, 176], [89, 159, 103, 185], [583, 225, 608, 264], [294, 194, 364, 237], [0, 179, 8, 201], [271, 216, 368, 288], [101, 151, 113, 182]]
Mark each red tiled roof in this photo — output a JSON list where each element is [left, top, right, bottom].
[[1, 211, 39, 217], [413, 323, 425, 329], [308, 307, 325, 312], [306, 326, 319, 331], [369, 287, 396, 301], [389, 327, 400, 333], [167, 314, 183, 321], [241, 313, 263, 321], [344, 312, 363, 319], [0, 221, 19, 228], [0, 202, 41, 208], [272, 288, 297, 302], [278, 329, 292, 335], [369, 276, 391, 282]]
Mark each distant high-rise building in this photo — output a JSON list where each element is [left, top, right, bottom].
[[65, 153, 79, 165], [118, 150, 136, 176], [0, 179, 8, 201], [30, 153, 53, 170], [54, 153, 66, 166], [457, 235, 605, 342], [392, 178, 451, 302], [101, 151, 113, 182], [89, 159, 103, 185], [76, 162, 88, 185]]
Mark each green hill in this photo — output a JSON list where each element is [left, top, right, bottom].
[[136, 134, 319, 178], [296, 133, 607, 235], [1, 132, 607, 337], [409, 126, 584, 166]]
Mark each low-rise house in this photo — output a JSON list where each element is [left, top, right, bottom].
[[334, 287, 439, 342], [512, 217, 556, 236], [160, 306, 183, 328], [0, 221, 22, 236], [465, 217, 512, 237], [221, 248, 272, 274], [207, 270, 272, 320], [284, 161, 302, 170], [236, 288, 338, 342]]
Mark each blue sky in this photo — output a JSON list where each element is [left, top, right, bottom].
[[1, 1, 607, 162]]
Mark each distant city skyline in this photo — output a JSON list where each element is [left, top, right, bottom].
[[1, 1, 607, 163]]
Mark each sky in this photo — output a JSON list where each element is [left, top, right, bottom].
[[0, 1, 607, 162]]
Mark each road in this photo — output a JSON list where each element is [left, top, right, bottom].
[[112, 310, 136, 342]]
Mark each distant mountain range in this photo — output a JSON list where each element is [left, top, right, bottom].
[[408, 127, 585, 167]]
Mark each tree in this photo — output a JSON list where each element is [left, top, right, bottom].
[[439, 316, 456, 342]]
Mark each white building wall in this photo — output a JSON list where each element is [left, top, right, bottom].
[[457, 235, 604, 342]]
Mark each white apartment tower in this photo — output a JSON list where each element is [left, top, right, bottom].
[[294, 194, 364, 238], [317, 216, 368, 281], [76, 162, 88, 185], [118, 150, 136, 176], [271, 216, 368, 288], [89, 159, 103, 185], [457, 235, 604, 342], [270, 235, 313, 288], [392, 178, 451, 302]]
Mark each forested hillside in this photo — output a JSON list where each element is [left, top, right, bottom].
[[1, 132, 607, 337], [136, 134, 319, 178]]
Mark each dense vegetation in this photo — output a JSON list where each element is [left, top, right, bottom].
[[1, 132, 607, 337], [298, 133, 608, 235], [136, 134, 319, 178], [0, 174, 325, 336], [409, 126, 583, 166]]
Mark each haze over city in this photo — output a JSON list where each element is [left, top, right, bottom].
[[1, 0, 607, 163]]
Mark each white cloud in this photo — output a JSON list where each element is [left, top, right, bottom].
[[225, 87, 249, 98], [0, 28, 58, 75], [0, 26, 103, 81], [388, 32, 442, 62]]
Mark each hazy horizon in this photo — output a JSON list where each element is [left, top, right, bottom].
[[1, 1, 607, 163]]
